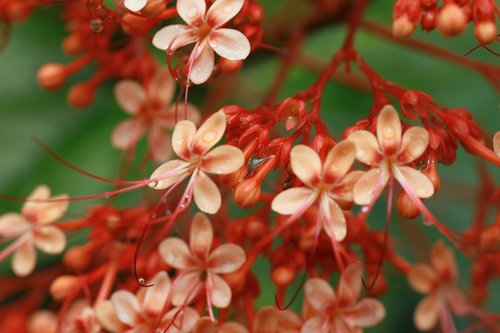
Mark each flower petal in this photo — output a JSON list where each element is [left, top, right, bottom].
[[189, 43, 215, 85], [337, 264, 362, 306], [320, 196, 346, 242], [12, 238, 36, 277], [190, 212, 213, 259], [177, 0, 206, 26], [345, 298, 385, 327], [206, 0, 244, 28], [394, 166, 434, 199], [22, 185, 50, 219], [430, 240, 457, 282], [34, 225, 66, 254], [408, 264, 438, 294], [111, 291, 141, 327], [201, 145, 244, 175], [254, 307, 303, 333], [152, 25, 198, 51], [347, 130, 382, 166], [114, 80, 146, 115], [323, 140, 357, 183], [0, 213, 29, 238], [219, 322, 249, 333], [301, 316, 325, 333], [290, 145, 321, 186], [171, 272, 202, 306], [494, 131, 500, 158], [414, 294, 439, 331], [304, 278, 335, 311], [209, 28, 250, 60], [352, 168, 388, 205], [124, 0, 147, 12], [271, 187, 315, 215], [142, 271, 171, 316], [162, 307, 200, 333], [208, 244, 246, 273], [111, 119, 144, 150], [172, 120, 197, 160], [95, 301, 124, 333], [192, 110, 227, 155], [397, 127, 429, 164], [193, 317, 216, 333], [193, 171, 221, 214], [376, 105, 402, 155], [330, 170, 364, 205], [209, 273, 232, 308], [149, 67, 175, 107], [158, 238, 194, 269], [149, 160, 189, 190], [149, 126, 172, 162]]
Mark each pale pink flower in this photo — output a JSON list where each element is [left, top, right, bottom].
[[124, 0, 148, 12], [254, 306, 303, 333], [192, 317, 248, 333], [494, 131, 500, 158], [158, 213, 246, 309], [302, 265, 385, 333], [271, 141, 363, 241], [152, 0, 251, 84], [0, 185, 67, 276], [95, 271, 171, 332], [113, 67, 200, 162], [348, 105, 434, 205], [27, 310, 58, 333], [149, 110, 244, 214], [60, 300, 112, 333], [408, 241, 468, 331]]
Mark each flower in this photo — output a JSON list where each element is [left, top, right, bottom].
[[271, 141, 363, 241], [0, 185, 67, 276], [407, 241, 468, 331], [113, 67, 200, 162], [158, 212, 246, 309], [149, 110, 244, 214], [152, 0, 251, 84], [348, 105, 434, 205], [95, 271, 172, 332], [302, 264, 386, 332]]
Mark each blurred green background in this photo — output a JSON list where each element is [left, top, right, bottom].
[[0, 0, 499, 332]]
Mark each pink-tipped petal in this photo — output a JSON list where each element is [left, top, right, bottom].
[[0, 213, 29, 237], [111, 119, 144, 150], [304, 278, 335, 311], [376, 105, 402, 155], [142, 271, 171, 316], [347, 130, 382, 166], [124, 0, 147, 12], [149, 126, 172, 162], [189, 43, 215, 85], [34, 225, 66, 254], [209, 28, 251, 60], [177, 0, 206, 25], [201, 145, 244, 175], [430, 240, 457, 282], [414, 294, 439, 331], [162, 307, 200, 333], [152, 25, 198, 51], [114, 80, 146, 115], [323, 140, 357, 183], [320, 196, 346, 242], [149, 160, 189, 190], [408, 264, 438, 294], [193, 171, 221, 214], [352, 168, 388, 205], [209, 273, 232, 308], [22, 185, 50, 218], [394, 166, 434, 199], [206, 0, 244, 28], [95, 301, 124, 333], [208, 244, 246, 273], [159, 238, 194, 269], [494, 132, 500, 158], [290, 145, 321, 186], [12, 239, 36, 277], [345, 298, 386, 327], [149, 67, 175, 107], [172, 120, 197, 160], [271, 187, 315, 215], [338, 264, 362, 306], [192, 111, 227, 155], [190, 212, 213, 259], [171, 272, 202, 306], [331, 170, 364, 204], [397, 127, 429, 164], [111, 291, 141, 327]]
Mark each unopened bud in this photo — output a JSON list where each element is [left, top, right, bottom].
[[422, 164, 440, 192], [397, 192, 420, 219], [219, 58, 243, 74], [437, 4, 467, 36], [421, 9, 438, 31], [63, 34, 85, 55], [27, 310, 57, 333], [50, 275, 79, 301], [392, 15, 415, 38], [68, 83, 95, 108], [271, 265, 296, 287], [475, 21, 497, 44], [63, 244, 93, 272], [219, 166, 246, 188], [479, 225, 500, 253], [37, 64, 67, 90], [246, 217, 265, 238], [234, 178, 261, 208]]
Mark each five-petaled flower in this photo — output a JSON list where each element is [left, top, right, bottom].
[[158, 212, 246, 310], [149, 110, 244, 214], [302, 264, 386, 332], [407, 241, 469, 331], [113, 67, 200, 162], [271, 141, 363, 241], [152, 0, 251, 84], [348, 105, 435, 206], [0, 185, 67, 276]]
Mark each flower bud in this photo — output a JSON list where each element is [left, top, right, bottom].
[[219, 166, 246, 188], [397, 192, 420, 219], [234, 178, 261, 208], [474, 21, 497, 44], [68, 83, 95, 108], [392, 15, 415, 38], [63, 244, 93, 272], [219, 58, 243, 74], [63, 34, 85, 55], [421, 9, 438, 31], [27, 311, 57, 333], [437, 4, 467, 36], [246, 217, 265, 238], [271, 264, 296, 287], [479, 225, 500, 253], [37, 64, 67, 90], [422, 164, 440, 192], [50, 275, 79, 301]]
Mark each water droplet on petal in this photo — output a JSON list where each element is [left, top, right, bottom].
[[188, 6, 198, 18], [383, 127, 394, 138], [361, 206, 369, 213], [358, 149, 365, 157], [177, 138, 186, 146], [202, 130, 217, 143], [211, 40, 218, 48], [224, 6, 232, 13]]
